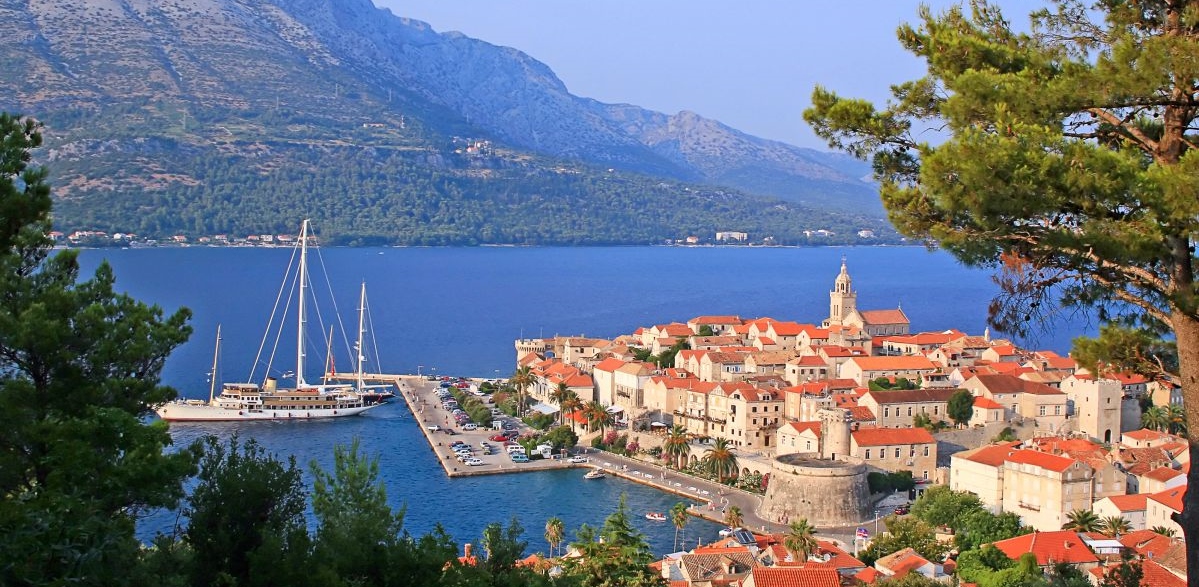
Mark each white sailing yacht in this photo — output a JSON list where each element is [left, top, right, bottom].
[[350, 281, 395, 404], [156, 220, 380, 422]]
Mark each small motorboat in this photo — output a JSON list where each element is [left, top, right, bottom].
[[718, 527, 740, 537], [645, 512, 666, 522], [584, 469, 606, 480]]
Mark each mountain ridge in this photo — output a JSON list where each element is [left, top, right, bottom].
[[1, 0, 887, 243]]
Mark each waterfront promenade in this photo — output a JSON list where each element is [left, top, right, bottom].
[[353, 373, 891, 547]]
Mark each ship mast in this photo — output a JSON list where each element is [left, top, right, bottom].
[[208, 324, 221, 404], [356, 281, 367, 390], [296, 219, 309, 387]]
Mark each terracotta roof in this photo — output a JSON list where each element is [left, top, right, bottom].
[[690, 315, 742, 324], [970, 373, 1064, 395], [791, 355, 829, 366], [859, 308, 909, 325], [593, 357, 628, 373], [1102, 494, 1148, 512], [875, 547, 930, 577], [956, 442, 1021, 467], [973, 396, 1003, 409], [748, 567, 841, 587], [1116, 530, 1170, 556], [784, 421, 822, 437], [990, 531, 1099, 566], [854, 567, 882, 584], [851, 427, 935, 447], [861, 388, 959, 405], [1147, 487, 1185, 512], [1122, 428, 1172, 441], [767, 321, 805, 336], [1028, 437, 1101, 453], [812, 539, 865, 571], [1143, 466, 1185, 483], [848, 406, 876, 422], [1003, 449, 1080, 473], [679, 551, 758, 582]]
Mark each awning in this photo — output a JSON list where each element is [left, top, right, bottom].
[[530, 402, 560, 415], [606, 406, 624, 413], [651, 421, 668, 427]]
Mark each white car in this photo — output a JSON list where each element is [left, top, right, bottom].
[[568, 455, 588, 464], [426, 424, 441, 431], [464, 457, 483, 466], [463, 423, 478, 431]]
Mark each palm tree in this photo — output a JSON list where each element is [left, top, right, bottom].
[[1099, 515, 1131, 537], [583, 401, 611, 434], [1165, 404, 1187, 435], [545, 516, 564, 558], [551, 384, 578, 426], [724, 505, 744, 529], [702, 438, 739, 484], [1141, 405, 1169, 432], [669, 502, 688, 551], [1151, 525, 1177, 538], [784, 518, 818, 562], [663, 425, 690, 469], [561, 392, 583, 433], [509, 365, 535, 414], [1062, 509, 1101, 533]]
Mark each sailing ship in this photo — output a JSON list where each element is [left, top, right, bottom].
[[156, 220, 380, 422], [346, 282, 394, 404]]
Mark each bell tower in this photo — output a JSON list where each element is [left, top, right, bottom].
[[825, 257, 857, 327]]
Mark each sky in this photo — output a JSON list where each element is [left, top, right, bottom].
[[371, 1, 1045, 151]]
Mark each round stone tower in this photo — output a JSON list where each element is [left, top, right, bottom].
[[761, 453, 870, 527], [818, 407, 852, 461]]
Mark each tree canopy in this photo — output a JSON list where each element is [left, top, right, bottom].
[[804, 0, 1199, 576]]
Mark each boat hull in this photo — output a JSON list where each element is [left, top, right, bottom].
[[156, 401, 379, 422]]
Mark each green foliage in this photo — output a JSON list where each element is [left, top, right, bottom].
[[869, 376, 919, 391], [1073, 324, 1177, 380], [993, 427, 1018, 442], [911, 485, 982, 528], [183, 435, 311, 586], [867, 470, 916, 494], [948, 389, 975, 426], [784, 518, 818, 562], [805, 2, 1199, 564], [1099, 552, 1144, 587], [701, 438, 740, 484], [0, 114, 197, 587], [522, 412, 556, 430], [697, 325, 714, 336], [309, 439, 406, 587], [859, 515, 950, 567], [564, 495, 661, 587], [539, 425, 580, 452]]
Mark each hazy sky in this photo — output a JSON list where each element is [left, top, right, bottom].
[[371, 1, 1045, 150]]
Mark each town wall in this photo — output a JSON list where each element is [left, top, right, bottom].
[[761, 453, 869, 527]]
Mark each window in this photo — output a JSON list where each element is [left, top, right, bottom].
[[1055, 405, 1061, 415], [907, 407, 913, 416], [894, 448, 901, 458], [1039, 405, 1047, 416], [884, 407, 890, 417], [866, 449, 872, 459], [805, 441, 811, 450], [933, 406, 939, 415], [923, 445, 929, 457]]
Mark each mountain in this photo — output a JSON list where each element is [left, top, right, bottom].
[[0, 0, 887, 244]]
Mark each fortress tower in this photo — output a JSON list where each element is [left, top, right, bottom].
[[823, 258, 857, 328], [818, 407, 852, 461]]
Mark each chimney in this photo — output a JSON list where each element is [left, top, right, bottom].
[[464, 543, 472, 559]]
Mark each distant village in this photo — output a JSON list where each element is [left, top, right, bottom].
[[511, 260, 1188, 586]]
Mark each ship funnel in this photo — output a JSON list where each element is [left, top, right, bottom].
[[264, 377, 277, 394]]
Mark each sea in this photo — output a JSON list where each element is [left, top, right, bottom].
[[76, 244, 1094, 556]]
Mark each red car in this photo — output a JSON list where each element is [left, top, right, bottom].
[[489, 434, 508, 442]]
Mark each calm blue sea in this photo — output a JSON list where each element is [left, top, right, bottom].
[[76, 245, 1093, 555]]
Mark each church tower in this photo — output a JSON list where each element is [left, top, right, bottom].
[[824, 258, 857, 328]]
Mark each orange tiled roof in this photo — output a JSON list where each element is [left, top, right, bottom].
[[690, 315, 742, 324], [861, 388, 959, 405], [849, 406, 876, 422], [593, 357, 628, 373], [970, 373, 1063, 395], [748, 567, 841, 587], [973, 396, 1003, 409], [851, 427, 935, 446], [1147, 486, 1185, 512], [1102, 494, 1148, 512], [1003, 449, 1079, 473], [1117, 530, 1175, 557], [1143, 466, 1185, 483], [784, 421, 822, 437], [854, 566, 882, 584], [957, 442, 1021, 467], [859, 308, 909, 325], [990, 531, 1098, 566], [1123, 428, 1172, 441]]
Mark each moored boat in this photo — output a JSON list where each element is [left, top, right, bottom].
[[156, 220, 381, 422], [645, 512, 666, 521], [583, 469, 606, 480]]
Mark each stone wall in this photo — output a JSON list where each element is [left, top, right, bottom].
[[761, 453, 870, 527]]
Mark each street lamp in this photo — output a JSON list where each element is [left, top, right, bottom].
[[418, 365, 423, 377]]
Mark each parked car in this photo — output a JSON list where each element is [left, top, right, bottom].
[[464, 457, 483, 466], [489, 434, 508, 442], [509, 453, 529, 463], [568, 455, 588, 464], [893, 504, 911, 516], [425, 425, 441, 431], [463, 423, 478, 431]]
